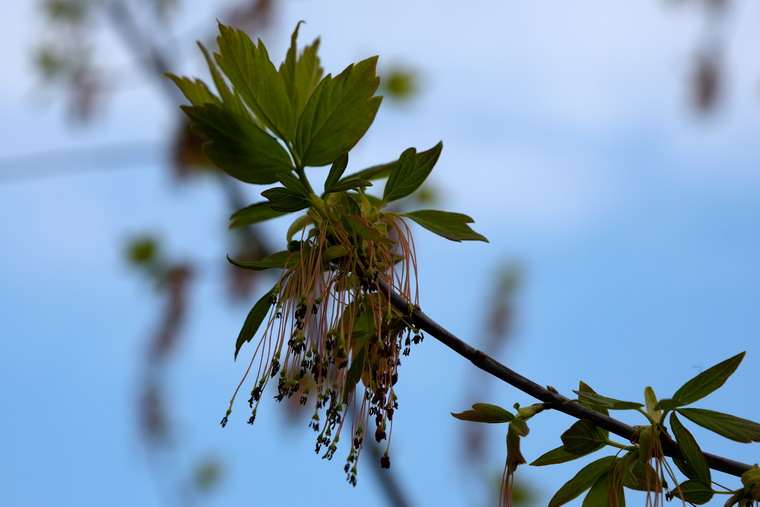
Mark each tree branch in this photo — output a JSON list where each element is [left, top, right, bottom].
[[380, 281, 754, 478]]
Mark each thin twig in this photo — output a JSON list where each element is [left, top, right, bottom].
[[380, 281, 754, 478]]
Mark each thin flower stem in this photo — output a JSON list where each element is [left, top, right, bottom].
[[377, 279, 754, 479]]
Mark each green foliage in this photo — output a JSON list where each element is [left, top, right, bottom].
[[169, 22, 487, 487], [455, 352, 760, 505], [451, 403, 514, 424]]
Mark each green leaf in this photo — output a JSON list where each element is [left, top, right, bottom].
[[583, 473, 625, 507], [403, 210, 488, 242], [506, 420, 528, 474], [279, 22, 323, 122], [346, 215, 392, 243], [198, 42, 249, 117], [276, 172, 311, 197], [227, 251, 299, 271], [235, 287, 275, 359], [669, 480, 714, 505], [677, 408, 760, 443], [383, 142, 442, 203], [261, 187, 310, 212], [215, 24, 295, 141], [166, 74, 219, 106], [286, 214, 312, 242], [573, 390, 643, 411], [323, 244, 349, 261], [324, 152, 349, 193], [229, 202, 286, 229], [672, 352, 745, 406], [653, 398, 682, 412], [328, 178, 372, 193], [578, 382, 609, 416], [342, 344, 366, 403], [531, 445, 589, 466], [561, 420, 609, 456], [341, 161, 395, 183], [621, 459, 663, 492], [451, 403, 514, 424], [295, 57, 381, 167], [669, 413, 711, 483], [182, 104, 293, 184], [548, 456, 617, 507]]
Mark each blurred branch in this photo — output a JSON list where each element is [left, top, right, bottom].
[[380, 280, 754, 478]]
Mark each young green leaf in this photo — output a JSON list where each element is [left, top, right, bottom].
[[215, 24, 295, 141], [327, 177, 372, 193], [227, 251, 299, 271], [182, 104, 293, 184], [669, 413, 711, 484], [572, 390, 643, 411], [276, 172, 311, 197], [324, 152, 349, 193], [506, 420, 528, 474], [340, 161, 395, 183], [620, 459, 663, 492], [235, 287, 276, 359], [229, 202, 286, 229], [279, 22, 323, 121], [671, 351, 745, 406], [403, 210, 488, 242], [578, 382, 609, 416], [295, 57, 381, 167], [561, 420, 609, 456], [583, 473, 625, 507], [197, 43, 249, 117], [166, 74, 219, 106], [677, 408, 760, 443], [383, 142, 442, 203], [548, 456, 617, 507], [261, 187, 311, 212], [451, 403, 514, 424], [668, 480, 714, 505], [342, 344, 366, 403], [286, 214, 312, 242], [531, 445, 589, 466]]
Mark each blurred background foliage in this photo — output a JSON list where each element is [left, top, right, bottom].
[[2, 0, 757, 505]]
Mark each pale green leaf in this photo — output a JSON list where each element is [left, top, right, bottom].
[[295, 57, 381, 167], [403, 209, 488, 242]]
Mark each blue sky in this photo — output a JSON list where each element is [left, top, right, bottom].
[[2, 1, 760, 506]]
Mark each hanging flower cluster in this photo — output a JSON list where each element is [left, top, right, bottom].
[[168, 22, 486, 482]]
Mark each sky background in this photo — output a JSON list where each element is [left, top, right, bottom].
[[2, 1, 760, 506]]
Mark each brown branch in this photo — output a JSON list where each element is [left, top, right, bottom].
[[381, 282, 754, 478]]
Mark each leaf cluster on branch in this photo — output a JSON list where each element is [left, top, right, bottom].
[[168, 23, 759, 505]]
